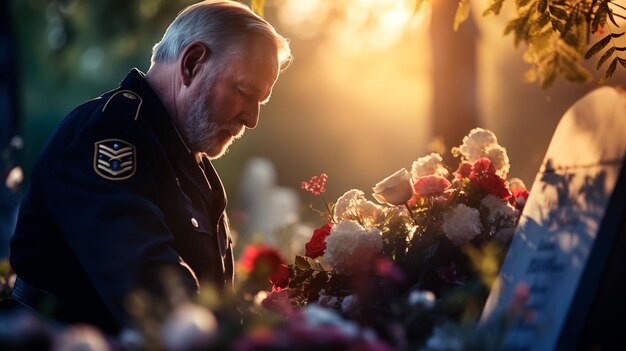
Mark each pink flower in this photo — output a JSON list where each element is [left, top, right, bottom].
[[301, 173, 329, 195], [305, 223, 333, 259], [413, 175, 451, 198], [262, 289, 294, 315], [374, 257, 405, 284]]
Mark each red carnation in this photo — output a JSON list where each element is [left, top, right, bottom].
[[305, 223, 333, 259], [472, 157, 497, 174], [471, 172, 511, 200], [413, 175, 451, 198], [456, 162, 473, 178], [511, 188, 530, 210]]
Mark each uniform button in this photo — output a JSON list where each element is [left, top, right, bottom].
[[123, 92, 136, 100], [191, 218, 199, 228]]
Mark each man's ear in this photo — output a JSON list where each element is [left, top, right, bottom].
[[180, 42, 210, 86]]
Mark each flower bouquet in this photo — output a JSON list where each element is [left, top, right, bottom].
[[271, 128, 529, 346]]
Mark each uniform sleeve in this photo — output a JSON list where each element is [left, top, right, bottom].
[[41, 97, 197, 326]]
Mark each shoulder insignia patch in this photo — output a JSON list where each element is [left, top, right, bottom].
[[93, 139, 136, 180]]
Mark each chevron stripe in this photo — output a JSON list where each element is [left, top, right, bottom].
[[97, 164, 133, 176], [99, 144, 133, 155]]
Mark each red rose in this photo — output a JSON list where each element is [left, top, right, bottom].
[[304, 223, 333, 259], [413, 175, 451, 198], [270, 264, 290, 290]]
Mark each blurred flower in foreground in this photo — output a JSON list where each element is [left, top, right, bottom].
[[408, 290, 436, 309], [239, 244, 290, 290], [5, 167, 23, 191], [160, 303, 218, 351], [54, 324, 111, 351], [372, 168, 413, 206]]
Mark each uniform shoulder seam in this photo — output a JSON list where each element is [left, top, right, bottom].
[[101, 90, 144, 121]]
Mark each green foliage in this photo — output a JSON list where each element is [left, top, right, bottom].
[[421, 0, 626, 88]]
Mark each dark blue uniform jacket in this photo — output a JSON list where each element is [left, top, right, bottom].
[[9, 69, 234, 332]]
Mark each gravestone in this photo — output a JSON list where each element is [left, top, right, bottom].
[[481, 86, 626, 350]]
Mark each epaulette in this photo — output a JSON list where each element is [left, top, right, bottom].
[[101, 89, 143, 121]]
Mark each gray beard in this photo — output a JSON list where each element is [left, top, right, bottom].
[[183, 80, 244, 158]]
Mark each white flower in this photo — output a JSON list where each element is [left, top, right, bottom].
[[334, 189, 386, 228], [372, 168, 414, 206], [341, 294, 360, 316], [485, 144, 510, 178], [480, 194, 516, 224], [456, 127, 497, 161], [324, 220, 383, 275], [317, 290, 339, 308], [423, 326, 464, 351], [302, 305, 360, 338], [408, 290, 436, 309], [161, 303, 218, 351], [54, 325, 111, 351], [454, 127, 510, 178], [5, 166, 23, 191], [442, 204, 482, 246], [411, 153, 449, 179]]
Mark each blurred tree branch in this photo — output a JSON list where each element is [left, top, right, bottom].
[[456, 0, 626, 88]]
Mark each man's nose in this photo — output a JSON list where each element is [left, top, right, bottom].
[[241, 103, 260, 129]]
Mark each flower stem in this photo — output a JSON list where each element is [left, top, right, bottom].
[[404, 203, 418, 227], [321, 194, 336, 224]]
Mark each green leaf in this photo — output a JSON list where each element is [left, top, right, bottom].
[[597, 47, 616, 69], [607, 8, 619, 27], [598, 57, 618, 84], [295, 255, 311, 269], [585, 34, 612, 59], [483, 0, 505, 16], [251, 0, 264, 17], [537, 0, 548, 13], [560, 55, 592, 83], [454, 0, 471, 32], [531, 12, 551, 32], [549, 5, 568, 20], [591, 2, 608, 33]]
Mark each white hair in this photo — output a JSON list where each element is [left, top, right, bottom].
[[151, 0, 291, 71]]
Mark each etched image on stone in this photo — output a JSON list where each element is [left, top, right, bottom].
[[481, 86, 626, 351]]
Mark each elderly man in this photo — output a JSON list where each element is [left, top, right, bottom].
[[7, 0, 291, 332]]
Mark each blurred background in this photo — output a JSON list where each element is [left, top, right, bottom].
[[1, 0, 625, 258]]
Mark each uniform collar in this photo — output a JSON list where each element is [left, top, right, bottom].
[[118, 68, 193, 158]]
